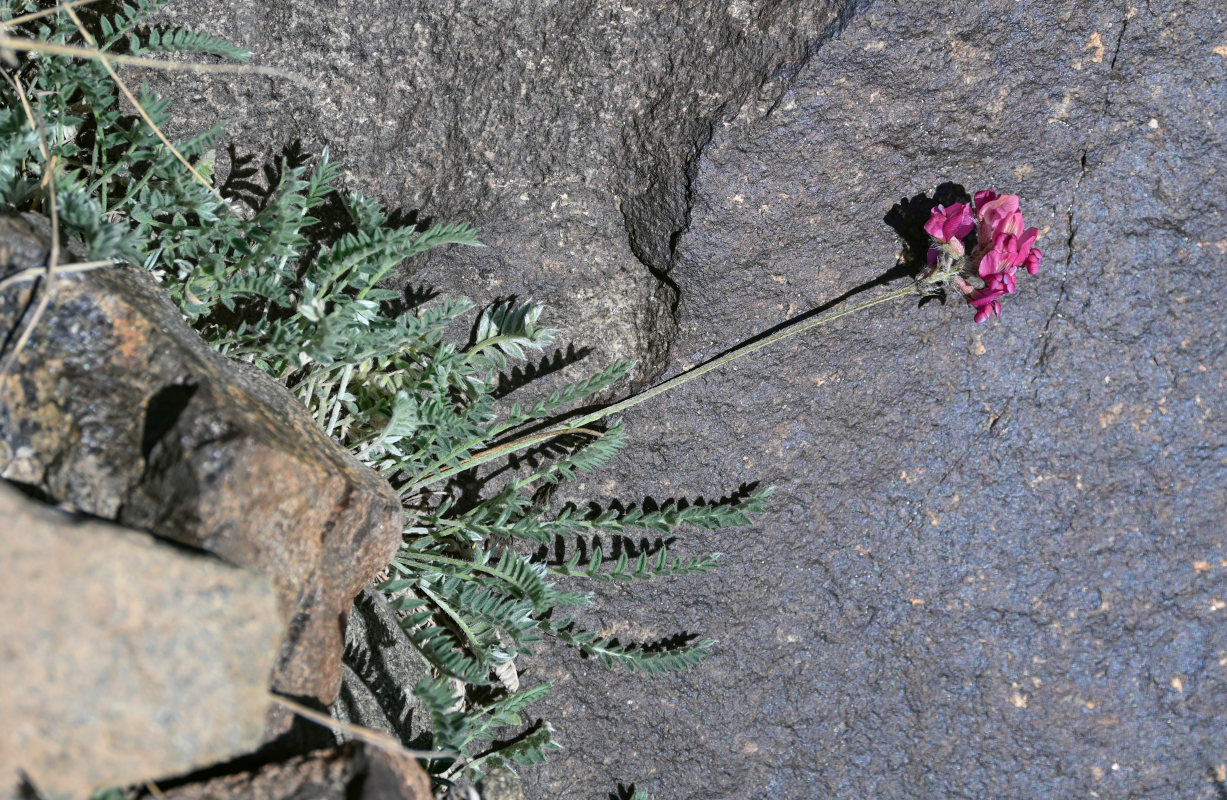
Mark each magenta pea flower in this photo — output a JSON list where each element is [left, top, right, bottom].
[[968, 287, 1007, 323], [1023, 244, 1042, 275], [921, 188, 1043, 323], [977, 246, 1016, 295], [924, 202, 974, 257]]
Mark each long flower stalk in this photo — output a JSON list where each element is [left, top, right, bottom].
[[567, 283, 921, 429], [413, 282, 921, 488], [415, 187, 1044, 489]]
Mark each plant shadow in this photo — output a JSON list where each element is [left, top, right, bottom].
[[882, 180, 971, 309], [196, 139, 436, 335], [609, 782, 645, 800]]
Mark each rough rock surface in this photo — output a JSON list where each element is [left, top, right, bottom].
[[147, 742, 432, 800], [334, 589, 433, 747], [152, 0, 863, 389], [133, 0, 1225, 798], [0, 482, 282, 799], [522, 2, 1227, 799], [0, 214, 402, 718]]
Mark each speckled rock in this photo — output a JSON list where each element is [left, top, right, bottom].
[[0, 482, 282, 800], [0, 214, 402, 727], [334, 589, 433, 747], [478, 765, 527, 800], [520, 1, 1227, 799]]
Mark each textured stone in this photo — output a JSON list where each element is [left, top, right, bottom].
[[478, 766, 528, 800], [520, 2, 1227, 799], [334, 589, 433, 748], [0, 482, 282, 800], [150, 0, 863, 391], [0, 214, 403, 716], [149, 742, 432, 800]]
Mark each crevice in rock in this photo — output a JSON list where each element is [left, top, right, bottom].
[[141, 382, 199, 459], [1033, 6, 1130, 373], [617, 0, 872, 384]]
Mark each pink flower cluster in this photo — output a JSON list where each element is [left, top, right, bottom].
[[924, 191, 1043, 323]]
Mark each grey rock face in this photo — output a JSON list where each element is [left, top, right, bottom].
[[132, 0, 1226, 797], [335, 589, 433, 747], [152, 0, 863, 388], [520, 2, 1227, 799], [0, 482, 282, 799]]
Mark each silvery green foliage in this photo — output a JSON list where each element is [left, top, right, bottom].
[[0, 2, 770, 785]]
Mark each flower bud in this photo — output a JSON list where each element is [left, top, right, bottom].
[[924, 202, 974, 245], [1024, 247, 1043, 275]]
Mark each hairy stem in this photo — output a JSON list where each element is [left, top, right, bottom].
[[421, 282, 922, 486], [568, 283, 919, 429]]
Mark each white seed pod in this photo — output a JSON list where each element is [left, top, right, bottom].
[[493, 658, 520, 693]]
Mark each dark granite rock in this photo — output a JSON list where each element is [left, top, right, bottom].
[[0, 214, 402, 728], [477, 765, 528, 800], [0, 482, 282, 799], [518, 1, 1227, 798], [334, 589, 433, 747]]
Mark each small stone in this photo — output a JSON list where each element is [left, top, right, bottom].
[[479, 765, 528, 800], [0, 213, 403, 728], [334, 589, 433, 745], [0, 482, 283, 799]]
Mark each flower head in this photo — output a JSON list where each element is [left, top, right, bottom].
[[920, 188, 1043, 323]]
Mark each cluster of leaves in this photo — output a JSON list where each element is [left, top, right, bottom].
[[0, 0, 769, 786], [0, 0, 244, 263]]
